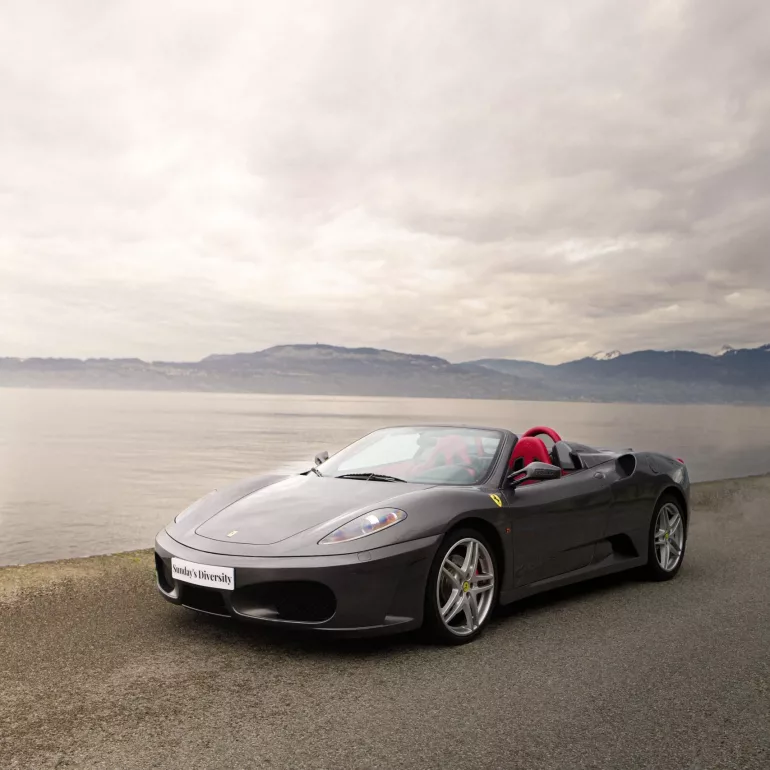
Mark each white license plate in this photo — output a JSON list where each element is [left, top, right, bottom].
[[171, 558, 234, 591]]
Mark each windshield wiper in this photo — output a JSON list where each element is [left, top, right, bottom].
[[334, 473, 406, 483]]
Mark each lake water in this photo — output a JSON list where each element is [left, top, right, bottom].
[[2, 387, 770, 566]]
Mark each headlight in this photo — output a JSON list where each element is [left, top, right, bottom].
[[319, 508, 407, 545], [174, 490, 217, 523]]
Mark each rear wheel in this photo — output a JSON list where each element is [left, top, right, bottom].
[[643, 495, 687, 581], [422, 528, 498, 645]]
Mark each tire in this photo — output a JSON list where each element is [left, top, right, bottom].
[[422, 528, 499, 645], [643, 494, 687, 581]]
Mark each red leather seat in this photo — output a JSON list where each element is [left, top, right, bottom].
[[413, 436, 474, 478], [425, 436, 472, 467], [509, 436, 551, 472]]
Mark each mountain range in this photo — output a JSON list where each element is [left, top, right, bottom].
[[2, 342, 770, 404]]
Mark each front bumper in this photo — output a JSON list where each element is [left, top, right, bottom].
[[154, 529, 441, 637]]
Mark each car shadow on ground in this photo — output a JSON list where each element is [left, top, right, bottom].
[[177, 568, 645, 658]]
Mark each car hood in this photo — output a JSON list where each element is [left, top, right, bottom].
[[192, 474, 432, 546]]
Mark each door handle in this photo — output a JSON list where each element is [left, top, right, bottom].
[[593, 471, 605, 479]]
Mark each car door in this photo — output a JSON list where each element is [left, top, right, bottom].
[[502, 466, 615, 587]]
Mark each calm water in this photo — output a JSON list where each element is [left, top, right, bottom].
[[2, 387, 770, 566]]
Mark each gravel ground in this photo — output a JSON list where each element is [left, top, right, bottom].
[[2, 476, 769, 770]]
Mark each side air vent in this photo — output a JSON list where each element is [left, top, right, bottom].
[[616, 453, 637, 478]]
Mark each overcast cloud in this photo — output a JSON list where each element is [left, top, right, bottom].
[[1, 0, 769, 363]]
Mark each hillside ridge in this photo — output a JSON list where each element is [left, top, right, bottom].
[[2, 342, 770, 404]]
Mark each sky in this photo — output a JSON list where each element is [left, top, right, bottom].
[[1, 0, 769, 364]]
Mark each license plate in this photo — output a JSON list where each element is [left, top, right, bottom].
[[171, 558, 234, 591]]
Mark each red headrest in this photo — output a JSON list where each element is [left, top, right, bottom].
[[522, 426, 562, 442], [509, 436, 551, 470]]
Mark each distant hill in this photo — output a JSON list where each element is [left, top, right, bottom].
[[467, 344, 770, 403], [2, 342, 770, 404], [0, 344, 550, 401]]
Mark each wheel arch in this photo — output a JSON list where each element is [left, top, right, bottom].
[[657, 486, 689, 525], [446, 517, 506, 582]]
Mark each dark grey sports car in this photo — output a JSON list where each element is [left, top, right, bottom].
[[155, 424, 690, 644]]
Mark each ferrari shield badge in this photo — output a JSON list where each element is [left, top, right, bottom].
[[227, 530, 238, 537], [489, 494, 503, 507]]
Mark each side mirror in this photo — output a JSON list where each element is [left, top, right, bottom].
[[314, 450, 329, 466], [507, 461, 561, 488]]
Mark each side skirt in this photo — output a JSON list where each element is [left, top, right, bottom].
[[498, 553, 648, 605]]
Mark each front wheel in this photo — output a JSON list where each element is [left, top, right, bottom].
[[422, 529, 498, 645], [643, 495, 687, 581]]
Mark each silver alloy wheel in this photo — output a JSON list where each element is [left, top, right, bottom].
[[654, 502, 685, 571], [437, 537, 495, 636]]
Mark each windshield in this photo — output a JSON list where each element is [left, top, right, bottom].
[[317, 426, 504, 485]]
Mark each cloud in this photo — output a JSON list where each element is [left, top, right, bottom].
[[1, 0, 769, 363]]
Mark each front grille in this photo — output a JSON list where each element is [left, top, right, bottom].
[[232, 581, 336, 623], [180, 584, 231, 617]]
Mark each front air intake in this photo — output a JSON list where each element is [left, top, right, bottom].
[[155, 553, 174, 593], [180, 584, 231, 617], [231, 581, 336, 623]]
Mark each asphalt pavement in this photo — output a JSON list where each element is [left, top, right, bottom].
[[2, 475, 768, 770]]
